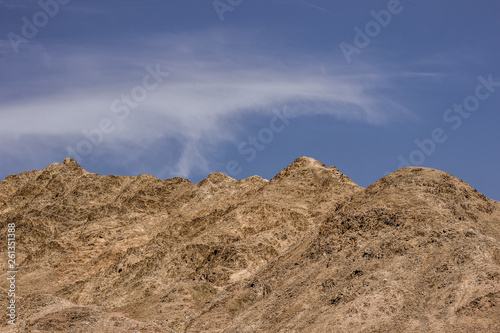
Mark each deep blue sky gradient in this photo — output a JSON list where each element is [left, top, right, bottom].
[[1, 0, 499, 199]]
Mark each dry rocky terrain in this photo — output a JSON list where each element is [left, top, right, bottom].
[[1, 157, 499, 332]]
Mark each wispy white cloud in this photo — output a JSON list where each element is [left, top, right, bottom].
[[0, 29, 431, 178]]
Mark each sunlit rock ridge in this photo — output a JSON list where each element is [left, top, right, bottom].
[[1, 157, 499, 332]]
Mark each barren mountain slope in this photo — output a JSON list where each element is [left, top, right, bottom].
[[1, 157, 363, 332], [1, 159, 499, 332], [189, 167, 500, 332]]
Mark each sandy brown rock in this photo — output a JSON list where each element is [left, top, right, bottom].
[[1, 158, 499, 332]]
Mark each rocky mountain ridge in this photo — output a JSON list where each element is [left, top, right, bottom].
[[1, 157, 499, 332]]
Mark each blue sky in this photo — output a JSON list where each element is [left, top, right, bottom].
[[1, 0, 499, 200]]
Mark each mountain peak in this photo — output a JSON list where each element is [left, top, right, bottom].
[[272, 156, 327, 181], [199, 171, 235, 185], [63, 157, 77, 165], [271, 157, 354, 186], [367, 166, 483, 198], [38, 158, 86, 177], [289, 156, 326, 168]]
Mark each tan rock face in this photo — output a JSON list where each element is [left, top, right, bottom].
[[1, 158, 499, 332]]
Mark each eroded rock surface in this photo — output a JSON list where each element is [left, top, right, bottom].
[[1, 158, 498, 332]]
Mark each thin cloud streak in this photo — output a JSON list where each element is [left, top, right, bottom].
[[0, 29, 419, 179]]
